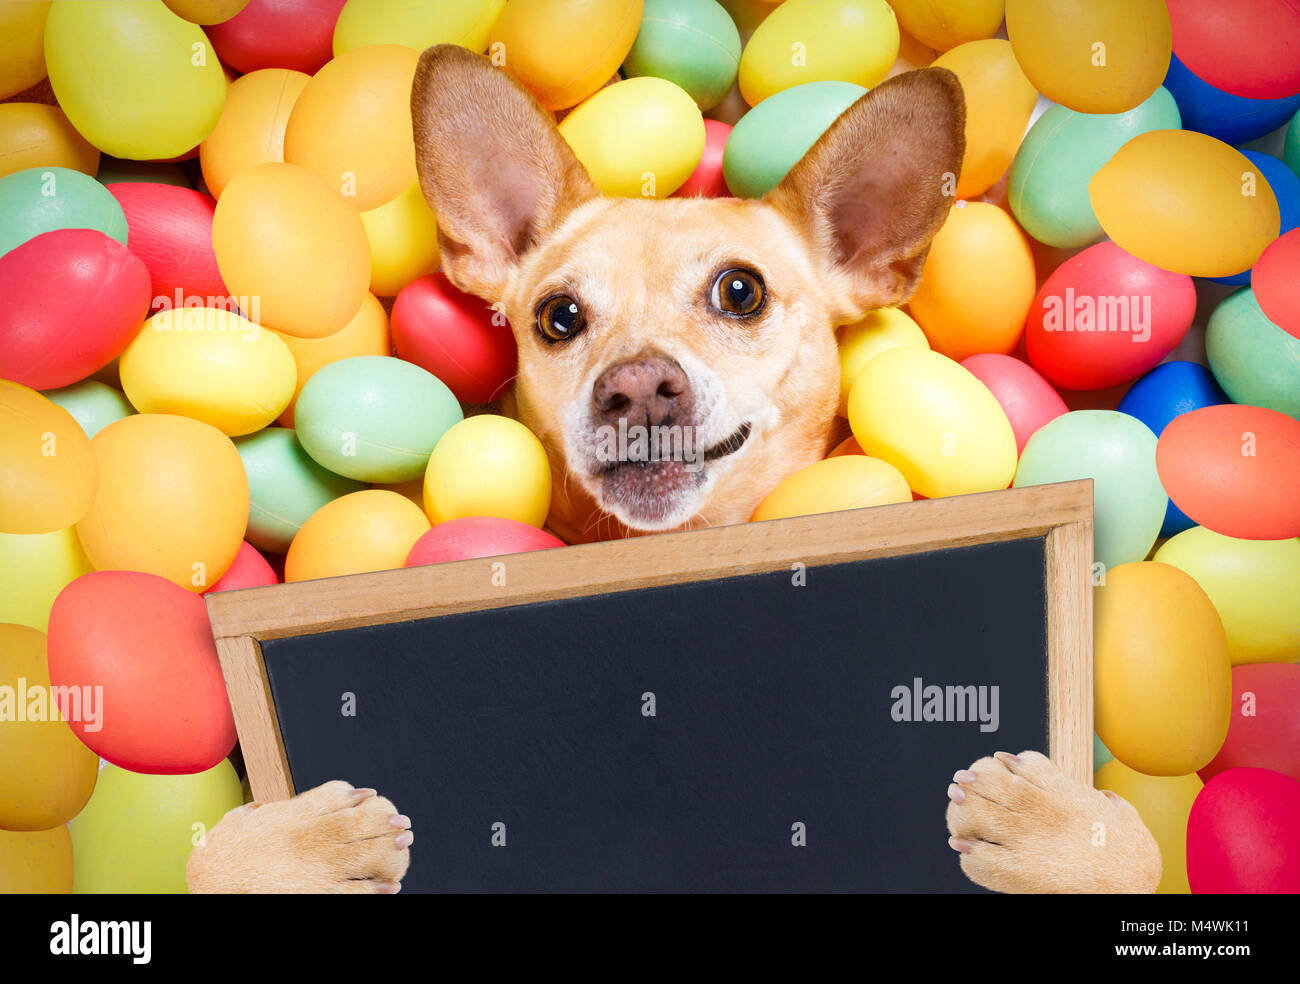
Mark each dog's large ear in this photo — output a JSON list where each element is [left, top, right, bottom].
[[765, 68, 965, 324], [411, 45, 599, 300]]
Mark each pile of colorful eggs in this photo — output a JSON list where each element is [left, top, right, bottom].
[[0, 0, 1297, 895]]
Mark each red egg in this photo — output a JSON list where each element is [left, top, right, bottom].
[[47, 570, 237, 774], [1169, 0, 1300, 101], [674, 119, 732, 198], [1187, 767, 1300, 893], [1200, 664, 1300, 785], [207, 0, 347, 76], [1025, 241, 1196, 391], [106, 183, 227, 309], [405, 517, 566, 566], [0, 229, 150, 390], [1157, 404, 1300, 540], [961, 353, 1068, 453], [1254, 228, 1300, 340], [205, 540, 279, 593], [391, 272, 518, 404]]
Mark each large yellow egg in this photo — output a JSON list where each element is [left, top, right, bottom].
[[836, 307, 929, 416], [0, 527, 92, 631], [1090, 131, 1282, 278], [360, 182, 441, 297], [162, 0, 250, 25], [1095, 759, 1202, 894], [751, 455, 911, 522], [847, 347, 1017, 499], [1095, 562, 1232, 777], [334, 0, 505, 54], [212, 162, 371, 338], [199, 68, 310, 200], [424, 416, 552, 527], [119, 308, 296, 437], [44, 0, 227, 160], [0, 826, 73, 894], [285, 489, 430, 582], [559, 76, 705, 198], [1006, 0, 1170, 114], [932, 40, 1038, 199], [276, 292, 391, 427], [0, 381, 97, 535], [75, 414, 248, 592], [490, 0, 643, 111], [0, 1, 50, 101], [888, 0, 1003, 52], [738, 0, 900, 105], [0, 103, 98, 179]]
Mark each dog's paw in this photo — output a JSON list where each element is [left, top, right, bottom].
[[945, 750, 1161, 894], [187, 781, 413, 894]]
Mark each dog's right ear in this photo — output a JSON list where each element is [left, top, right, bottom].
[[411, 45, 599, 301]]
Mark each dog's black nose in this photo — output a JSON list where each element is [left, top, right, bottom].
[[592, 356, 692, 429]]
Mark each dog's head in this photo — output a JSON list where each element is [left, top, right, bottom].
[[412, 46, 963, 537]]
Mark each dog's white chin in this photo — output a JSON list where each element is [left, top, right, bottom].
[[587, 460, 712, 532]]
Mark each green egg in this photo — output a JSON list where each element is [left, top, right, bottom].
[[622, 0, 741, 112], [1285, 107, 1299, 178], [42, 380, 134, 439], [0, 165, 129, 257], [1009, 87, 1181, 249], [723, 80, 867, 199], [1206, 287, 1300, 420], [1093, 732, 1114, 772]]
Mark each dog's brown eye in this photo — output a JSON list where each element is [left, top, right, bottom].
[[537, 294, 585, 342], [712, 269, 764, 317]]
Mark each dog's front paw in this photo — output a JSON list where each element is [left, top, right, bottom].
[[945, 750, 1161, 894]]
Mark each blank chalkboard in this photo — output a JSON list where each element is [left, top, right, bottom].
[[206, 480, 1093, 893]]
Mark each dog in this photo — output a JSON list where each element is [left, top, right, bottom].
[[186, 47, 1161, 894]]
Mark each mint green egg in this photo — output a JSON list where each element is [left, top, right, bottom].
[[1285, 108, 1299, 178], [623, 0, 741, 112], [723, 80, 867, 199], [0, 166, 129, 257], [1093, 732, 1114, 771], [234, 426, 366, 554], [42, 380, 134, 438], [295, 356, 463, 483], [1009, 88, 1181, 248], [1206, 287, 1300, 420], [1014, 411, 1166, 571]]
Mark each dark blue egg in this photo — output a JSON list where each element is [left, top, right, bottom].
[[1163, 54, 1300, 147]]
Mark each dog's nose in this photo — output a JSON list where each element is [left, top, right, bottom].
[[592, 356, 691, 428]]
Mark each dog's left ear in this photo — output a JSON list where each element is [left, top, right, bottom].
[[765, 68, 965, 324]]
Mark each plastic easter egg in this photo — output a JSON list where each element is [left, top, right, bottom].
[[1015, 411, 1166, 570], [44, 0, 226, 160], [836, 308, 929, 417], [932, 40, 1038, 198], [424, 416, 553, 527], [490, 0, 643, 111], [1201, 664, 1300, 784], [1206, 287, 1300, 419], [622, 0, 740, 111], [48, 570, 238, 773], [908, 202, 1036, 361], [960, 354, 1067, 454], [285, 489, 430, 581], [1094, 732, 1114, 771], [334, 0, 503, 54], [1255, 228, 1300, 341], [391, 273, 517, 404], [847, 348, 1017, 499], [0, 0, 50, 100], [1089, 130, 1281, 278], [212, 162, 371, 338], [723, 80, 865, 198], [1209, 152, 1300, 287], [751, 455, 911, 522], [75, 414, 248, 591], [206, 540, 278, 592], [207, 0, 346, 75], [360, 182, 440, 297], [1095, 760, 1202, 894], [69, 760, 243, 893], [1163, 54, 1300, 147], [738, 0, 898, 106], [0, 165, 127, 257], [200, 68, 310, 200], [0, 527, 92, 631], [1008, 87, 1182, 249], [1156, 404, 1300, 541], [828, 436, 864, 457], [0, 827, 73, 894], [106, 183, 226, 304], [235, 426, 365, 553], [0, 229, 150, 389], [0, 103, 98, 179], [1168, 0, 1300, 102], [1006, 0, 1171, 114], [1287, 108, 1300, 176], [1094, 561, 1231, 776], [887, 0, 1002, 53], [673, 119, 732, 198], [163, 0, 249, 24], [0, 382, 97, 535], [0, 623, 98, 830], [1187, 768, 1300, 894], [406, 517, 566, 566], [559, 76, 705, 198], [43, 380, 135, 439]]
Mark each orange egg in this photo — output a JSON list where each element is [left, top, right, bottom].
[[0, 103, 99, 179], [0, 826, 74, 894], [286, 490, 430, 582], [751, 455, 910, 522], [0, 381, 97, 535], [200, 68, 311, 199]]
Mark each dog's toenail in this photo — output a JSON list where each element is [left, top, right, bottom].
[[389, 814, 411, 828], [395, 831, 414, 849], [953, 770, 977, 784], [947, 784, 965, 804], [376, 882, 401, 894], [948, 837, 974, 854], [994, 751, 1021, 765], [350, 788, 377, 801]]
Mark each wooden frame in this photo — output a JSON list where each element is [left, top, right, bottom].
[[206, 479, 1094, 803]]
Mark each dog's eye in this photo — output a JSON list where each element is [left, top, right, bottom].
[[711, 269, 765, 317], [537, 294, 585, 343]]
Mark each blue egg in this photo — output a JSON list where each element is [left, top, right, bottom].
[[1207, 151, 1300, 285], [1163, 53, 1300, 147], [1118, 361, 1229, 537]]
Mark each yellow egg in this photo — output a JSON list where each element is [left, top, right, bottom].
[[199, 68, 310, 200], [0, 1, 50, 101], [847, 347, 1017, 498], [1154, 529, 1300, 666], [424, 416, 552, 527], [0, 381, 97, 535], [162, 0, 250, 25], [1090, 130, 1282, 278], [360, 182, 441, 297], [0, 527, 92, 631], [738, 0, 899, 105], [0, 103, 98, 179], [559, 76, 705, 198], [286, 489, 430, 582], [120, 308, 296, 437], [276, 292, 391, 427], [1006, 0, 1171, 114], [1095, 759, 1202, 894], [751, 455, 910, 521], [1095, 562, 1232, 777], [490, 0, 643, 111], [932, 40, 1038, 199], [334, 0, 505, 54], [212, 162, 371, 338], [0, 826, 73, 894], [888, 0, 1004, 52], [836, 307, 929, 416]]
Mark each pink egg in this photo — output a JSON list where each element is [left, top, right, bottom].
[[1187, 767, 1300, 893], [961, 353, 1067, 453], [405, 517, 566, 566], [207, 0, 347, 75], [205, 541, 279, 593], [1200, 664, 1300, 785], [1253, 228, 1300, 340], [107, 183, 227, 309], [674, 119, 732, 198], [1169, 0, 1300, 101]]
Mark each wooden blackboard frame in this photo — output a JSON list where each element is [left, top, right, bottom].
[[206, 479, 1094, 804]]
